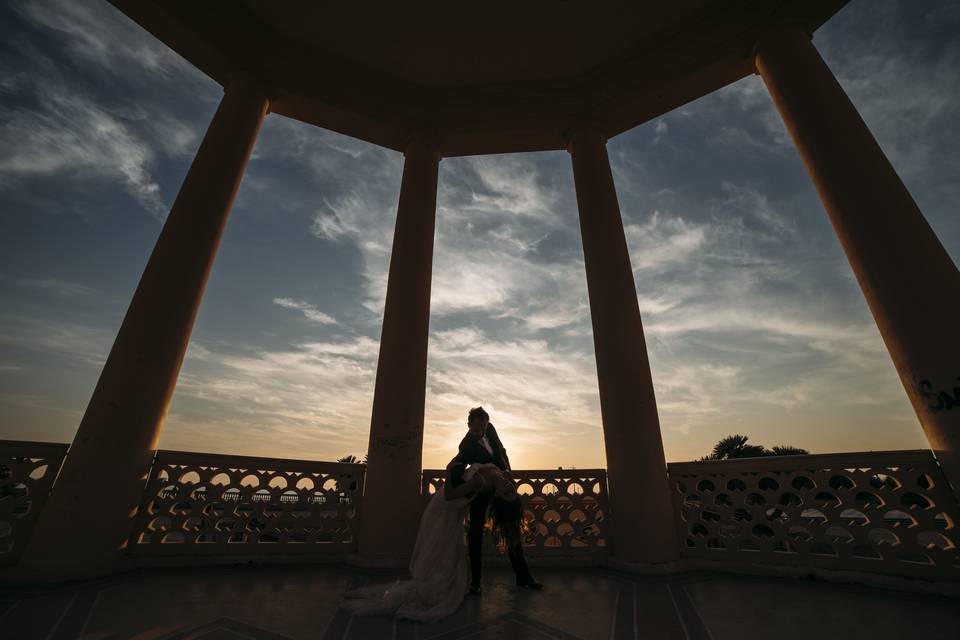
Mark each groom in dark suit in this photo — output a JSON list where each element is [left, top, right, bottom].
[[450, 406, 541, 594]]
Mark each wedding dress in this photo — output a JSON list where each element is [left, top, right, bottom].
[[340, 465, 495, 622]]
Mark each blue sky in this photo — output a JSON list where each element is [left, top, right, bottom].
[[1, 1, 958, 469]]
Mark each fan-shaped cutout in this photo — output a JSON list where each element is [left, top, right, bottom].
[[764, 507, 787, 523], [868, 528, 899, 546], [210, 472, 231, 486], [829, 474, 855, 490], [182, 516, 203, 532], [727, 478, 747, 492], [733, 508, 753, 522], [825, 526, 853, 543], [758, 477, 779, 491], [745, 492, 765, 506], [916, 472, 934, 489], [752, 524, 774, 539], [934, 512, 954, 530], [917, 531, 955, 550], [179, 470, 201, 485], [683, 494, 702, 507], [779, 492, 802, 507], [170, 501, 192, 515], [840, 508, 869, 525], [882, 509, 916, 527], [900, 492, 933, 510], [148, 516, 171, 532], [801, 508, 827, 524], [855, 491, 884, 508], [28, 464, 48, 480], [870, 473, 900, 490], [815, 492, 841, 507]]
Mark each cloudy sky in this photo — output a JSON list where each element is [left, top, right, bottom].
[[1, 1, 958, 470]]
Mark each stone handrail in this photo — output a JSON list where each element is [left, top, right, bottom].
[[421, 468, 609, 557], [127, 450, 365, 555], [667, 450, 960, 580], [0, 439, 69, 566]]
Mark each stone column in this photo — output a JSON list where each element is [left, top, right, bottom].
[[358, 137, 440, 564], [568, 127, 679, 563], [20, 78, 269, 578], [756, 30, 960, 497]]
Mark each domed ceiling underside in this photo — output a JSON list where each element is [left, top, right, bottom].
[[109, 0, 847, 156]]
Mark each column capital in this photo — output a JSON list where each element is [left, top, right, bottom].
[[751, 28, 814, 74], [221, 72, 274, 110], [563, 121, 609, 153], [402, 132, 442, 161]]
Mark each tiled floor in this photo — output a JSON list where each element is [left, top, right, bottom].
[[1, 563, 957, 639]]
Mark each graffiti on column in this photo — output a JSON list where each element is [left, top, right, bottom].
[[918, 378, 960, 412]]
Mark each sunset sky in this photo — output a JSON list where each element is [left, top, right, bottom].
[[1, 1, 958, 470]]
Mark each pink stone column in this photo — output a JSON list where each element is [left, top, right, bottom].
[[19, 78, 269, 579], [756, 30, 960, 497], [358, 137, 440, 564], [569, 127, 679, 563]]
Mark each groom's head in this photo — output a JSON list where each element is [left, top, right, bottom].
[[447, 461, 467, 488], [467, 406, 490, 440]]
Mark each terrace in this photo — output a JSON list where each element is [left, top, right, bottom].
[[1, 441, 958, 638]]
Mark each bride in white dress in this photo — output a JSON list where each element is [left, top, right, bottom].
[[340, 462, 514, 622]]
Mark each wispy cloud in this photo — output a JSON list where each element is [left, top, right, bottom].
[[0, 88, 166, 215], [273, 297, 337, 325], [13, 0, 196, 77], [0, 275, 95, 297]]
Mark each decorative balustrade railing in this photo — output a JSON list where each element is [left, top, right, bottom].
[[128, 450, 365, 555], [668, 450, 960, 580], [421, 468, 609, 557], [0, 439, 69, 566]]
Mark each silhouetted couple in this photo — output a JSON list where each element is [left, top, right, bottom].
[[341, 406, 541, 622]]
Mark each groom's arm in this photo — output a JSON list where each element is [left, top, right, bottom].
[[486, 423, 512, 471]]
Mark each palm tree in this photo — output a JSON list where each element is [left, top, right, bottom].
[[337, 454, 367, 465], [770, 445, 809, 456], [701, 435, 808, 460]]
